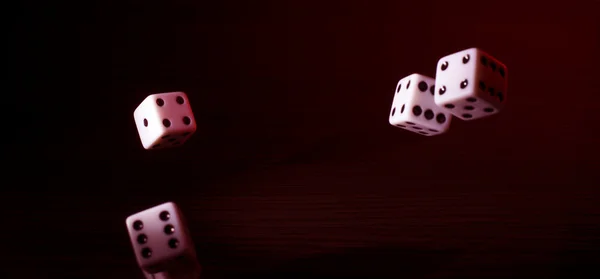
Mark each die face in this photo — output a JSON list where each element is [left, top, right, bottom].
[[134, 96, 166, 149], [434, 48, 479, 105], [126, 202, 195, 273], [133, 92, 197, 150], [389, 73, 452, 136], [475, 51, 508, 106], [434, 48, 508, 121]]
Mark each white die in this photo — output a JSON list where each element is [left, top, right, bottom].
[[126, 202, 199, 275], [389, 73, 452, 136], [434, 48, 508, 121], [133, 92, 197, 150]]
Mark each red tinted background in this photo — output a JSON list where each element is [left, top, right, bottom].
[[6, 0, 600, 278]]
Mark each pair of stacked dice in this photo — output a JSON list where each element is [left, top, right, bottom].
[[389, 48, 508, 136], [126, 202, 201, 279]]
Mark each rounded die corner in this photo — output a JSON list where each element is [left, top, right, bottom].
[[433, 98, 447, 108], [124, 216, 134, 227], [465, 47, 482, 53], [389, 115, 405, 125], [140, 93, 158, 104], [435, 56, 446, 66], [394, 79, 403, 90], [411, 73, 434, 80], [141, 142, 156, 150]]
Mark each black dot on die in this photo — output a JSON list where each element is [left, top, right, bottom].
[[413, 126, 423, 130], [480, 56, 488, 66], [163, 119, 171, 128], [429, 85, 435, 95], [133, 220, 143, 231], [499, 67, 505, 77], [183, 116, 191, 125], [396, 83, 402, 93], [168, 238, 179, 249], [424, 109, 434, 120], [391, 107, 396, 116], [436, 113, 447, 124], [143, 119, 148, 127], [156, 98, 165, 106], [396, 124, 406, 128], [444, 104, 455, 109], [429, 129, 439, 132], [418, 81, 428, 92], [441, 61, 448, 71], [141, 248, 152, 258], [176, 96, 185, 104], [159, 211, 170, 221], [406, 80, 411, 89], [137, 234, 148, 244], [462, 54, 470, 64], [412, 105, 422, 116], [418, 131, 428, 135], [497, 92, 504, 102], [438, 85, 447, 95], [400, 104, 405, 114], [484, 107, 495, 113], [464, 105, 475, 111], [406, 122, 416, 125], [490, 62, 497, 71], [479, 81, 486, 91], [488, 87, 495, 96], [164, 224, 175, 235], [462, 113, 473, 119], [460, 79, 469, 89], [466, 97, 477, 102]]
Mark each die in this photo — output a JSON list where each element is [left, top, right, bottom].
[[434, 48, 508, 120], [126, 202, 200, 276], [133, 92, 197, 150], [142, 264, 201, 279], [389, 73, 452, 136]]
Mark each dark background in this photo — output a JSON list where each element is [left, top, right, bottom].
[[5, 0, 600, 278]]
